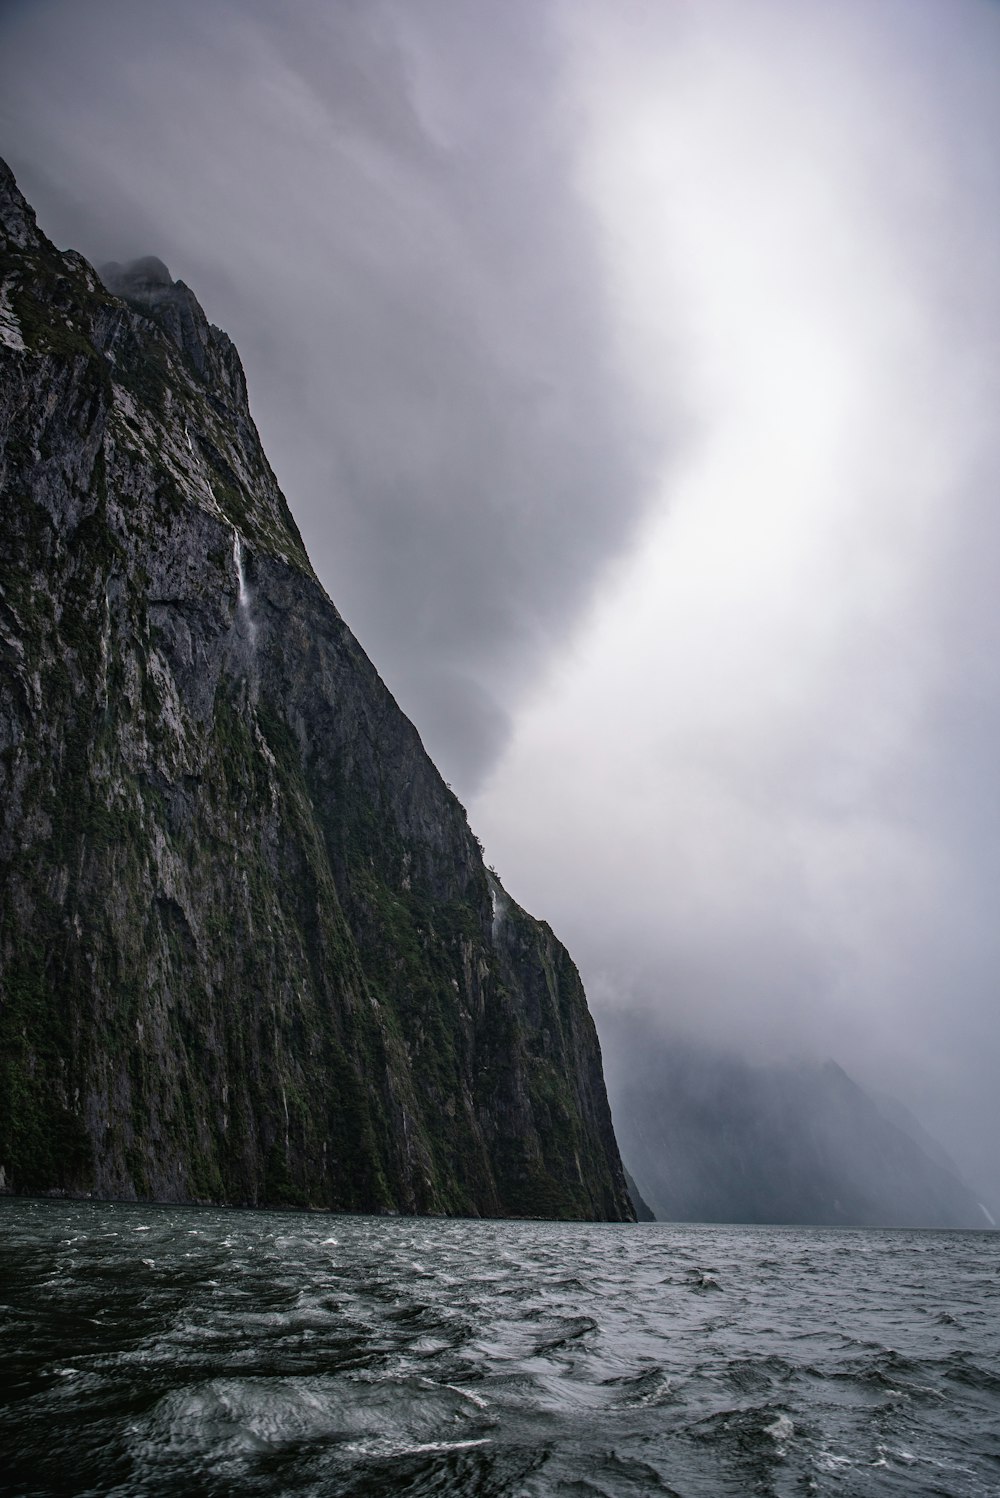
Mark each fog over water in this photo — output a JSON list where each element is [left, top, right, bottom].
[[2, 1, 999, 1201]]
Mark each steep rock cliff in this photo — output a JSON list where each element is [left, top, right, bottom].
[[0, 161, 632, 1220]]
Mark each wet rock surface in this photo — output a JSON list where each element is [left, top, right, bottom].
[[0, 159, 632, 1220]]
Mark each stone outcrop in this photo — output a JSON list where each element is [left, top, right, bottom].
[[0, 159, 633, 1219]]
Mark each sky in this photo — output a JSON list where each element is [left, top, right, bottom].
[[2, 0, 999, 1200]]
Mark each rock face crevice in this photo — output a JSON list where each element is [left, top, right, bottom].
[[0, 159, 633, 1220]]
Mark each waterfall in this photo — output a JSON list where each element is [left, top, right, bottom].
[[487, 873, 506, 942], [233, 529, 249, 609], [232, 528, 256, 643]]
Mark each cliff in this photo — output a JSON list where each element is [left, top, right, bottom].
[[0, 160, 633, 1220]]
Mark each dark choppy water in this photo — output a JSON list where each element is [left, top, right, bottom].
[[1, 1200, 997, 1496]]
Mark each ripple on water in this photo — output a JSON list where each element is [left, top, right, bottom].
[[1, 1204, 998, 1497]]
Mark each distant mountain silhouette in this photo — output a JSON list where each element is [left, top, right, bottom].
[[605, 1015, 990, 1228]]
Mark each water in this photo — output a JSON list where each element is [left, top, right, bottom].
[[232, 529, 250, 611], [1, 1200, 997, 1496]]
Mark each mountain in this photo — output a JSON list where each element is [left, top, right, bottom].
[[0, 160, 632, 1220], [604, 1015, 988, 1228], [622, 1167, 655, 1222]]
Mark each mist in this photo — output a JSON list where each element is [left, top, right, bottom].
[[2, 0, 999, 1201], [0, 0, 655, 790], [474, 0, 1000, 1202]]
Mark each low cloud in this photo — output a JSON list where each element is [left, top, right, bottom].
[[475, 0, 1000, 1197], [0, 0, 657, 791]]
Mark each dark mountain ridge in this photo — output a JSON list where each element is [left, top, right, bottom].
[[601, 1006, 994, 1228], [606, 1015, 989, 1229], [0, 160, 632, 1220]]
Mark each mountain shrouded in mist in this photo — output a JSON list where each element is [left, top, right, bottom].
[[605, 1014, 991, 1229], [0, 161, 632, 1220]]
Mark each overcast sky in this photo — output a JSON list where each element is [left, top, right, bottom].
[[2, 0, 999, 1200]]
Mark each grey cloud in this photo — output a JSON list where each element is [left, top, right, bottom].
[[0, 0, 658, 793], [471, 0, 1000, 1204]]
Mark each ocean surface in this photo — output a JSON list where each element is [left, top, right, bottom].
[[1, 1200, 997, 1496]]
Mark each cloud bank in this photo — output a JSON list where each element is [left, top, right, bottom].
[[0, 0, 656, 789], [474, 0, 1000, 1197]]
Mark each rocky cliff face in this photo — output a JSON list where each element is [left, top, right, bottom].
[[0, 161, 633, 1220]]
